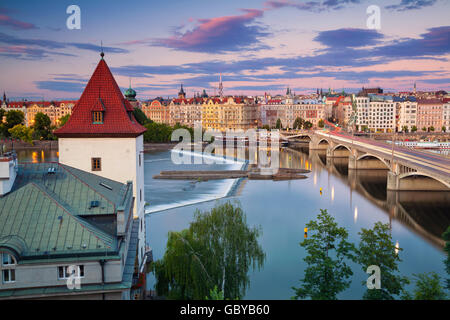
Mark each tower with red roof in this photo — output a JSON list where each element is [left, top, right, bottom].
[[54, 53, 147, 267]]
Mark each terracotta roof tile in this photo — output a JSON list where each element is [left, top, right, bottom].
[[54, 58, 146, 138]]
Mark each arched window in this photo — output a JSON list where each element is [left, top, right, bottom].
[[1, 252, 16, 284]]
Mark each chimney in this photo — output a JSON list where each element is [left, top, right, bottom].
[[0, 151, 18, 196]]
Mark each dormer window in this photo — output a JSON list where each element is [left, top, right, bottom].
[[93, 111, 104, 124]]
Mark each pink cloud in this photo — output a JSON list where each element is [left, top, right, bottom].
[[0, 13, 37, 30]]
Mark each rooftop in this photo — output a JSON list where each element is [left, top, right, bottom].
[[54, 56, 146, 138], [0, 162, 134, 262]]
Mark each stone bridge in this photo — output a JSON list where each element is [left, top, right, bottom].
[[281, 130, 450, 191]]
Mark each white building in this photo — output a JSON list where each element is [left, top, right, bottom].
[[443, 103, 450, 132], [54, 53, 148, 275], [355, 95, 396, 133]]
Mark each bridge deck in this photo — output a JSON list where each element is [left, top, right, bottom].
[[316, 132, 450, 180]]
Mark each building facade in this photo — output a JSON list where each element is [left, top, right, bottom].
[[417, 99, 443, 131], [54, 54, 148, 290]]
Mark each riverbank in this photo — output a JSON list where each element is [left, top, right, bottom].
[[3, 140, 178, 151]]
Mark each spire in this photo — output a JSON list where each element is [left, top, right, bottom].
[[100, 41, 104, 59], [218, 73, 224, 98], [54, 57, 145, 138]]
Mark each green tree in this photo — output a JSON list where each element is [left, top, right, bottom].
[[33, 112, 52, 140], [58, 114, 70, 127], [428, 126, 435, 132], [357, 222, 409, 300], [304, 121, 313, 130], [422, 127, 427, 132], [8, 125, 34, 144], [5, 110, 25, 130], [276, 119, 282, 130], [411, 126, 417, 132], [293, 117, 304, 130], [153, 202, 265, 300], [402, 126, 409, 133], [133, 107, 151, 125], [411, 272, 447, 300], [318, 119, 325, 128], [443, 226, 450, 291], [292, 209, 356, 300], [442, 126, 447, 133]]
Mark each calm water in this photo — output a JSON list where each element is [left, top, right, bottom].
[[17, 148, 450, 300]]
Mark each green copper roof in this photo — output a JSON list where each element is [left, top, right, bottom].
[[13, 163, 127, 216], [0, 162, 134, 261], [0, 183, 116, 259]]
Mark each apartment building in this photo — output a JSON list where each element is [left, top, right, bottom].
[[417, 99, 444, 131]]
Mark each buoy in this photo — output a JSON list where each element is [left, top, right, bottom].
[[320, 187, 323, 196], [304, 228, 308, 238]]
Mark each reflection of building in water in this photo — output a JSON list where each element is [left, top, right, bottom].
[[302, 148, 450, 249]]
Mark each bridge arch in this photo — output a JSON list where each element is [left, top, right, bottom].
[[356, 154, 390, 169], [330, 144, 351, 158], [398, 172, 450, 190]]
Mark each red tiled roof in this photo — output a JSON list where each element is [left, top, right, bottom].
[[417, 98, 443, 105], [54, 58, 146, 138]]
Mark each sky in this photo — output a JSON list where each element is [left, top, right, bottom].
[[0, 0, 449, 100]]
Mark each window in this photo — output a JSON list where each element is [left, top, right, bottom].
[[93, 111, 103, 124], [139, 154, 141, 167], [58, 265, 84, 280], [2, 269, 15, 283], [1, 253, 16, 284], [91, 158, 101, 171], [2, 253, 15, 266]]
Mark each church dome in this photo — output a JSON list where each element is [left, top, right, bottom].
[[125, 87, 137, 100]]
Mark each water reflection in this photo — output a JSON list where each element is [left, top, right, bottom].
[[216, 145, 449, 249], [292, 147, 449, 249]]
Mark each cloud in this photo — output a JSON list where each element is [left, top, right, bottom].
[[0, 9, 37, 30], [314, 28, 384, 47], [264, 0, 361, 12], [0, 45, 75, 60], [372, 26, 450, 58], [0, 32, 128, 59], [386, 0, 437, 11], [34, 80, 87, 93], [152, 9, 270, 53]]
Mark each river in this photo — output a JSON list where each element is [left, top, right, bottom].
[[17, 147, 450, 299]]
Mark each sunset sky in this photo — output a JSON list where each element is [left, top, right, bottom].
[[0, 0, 449, 100]]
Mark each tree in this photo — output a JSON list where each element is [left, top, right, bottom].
[[443, 226, 450, 291], [5, 110, 24, 130], [442, 126, 447, 133], [318, 119, 325, 128], [152, 201, 265, 300], [33, 112, 52, 140], [422, 127, 427, 132], [411, 272, 447, 300], [292, 209, 356, 300], [293, 117, 304, 130], [402, 126, 409, 133], [429, 126, 435, 132], [411, 126, 417, 132], [356, 222, 409, 300], [8, 125, 34, 144], [133, 107, 151, 125], [58, 114, 70, 127], [304, 121, 313, 130], [276, 119, 282, 130]]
